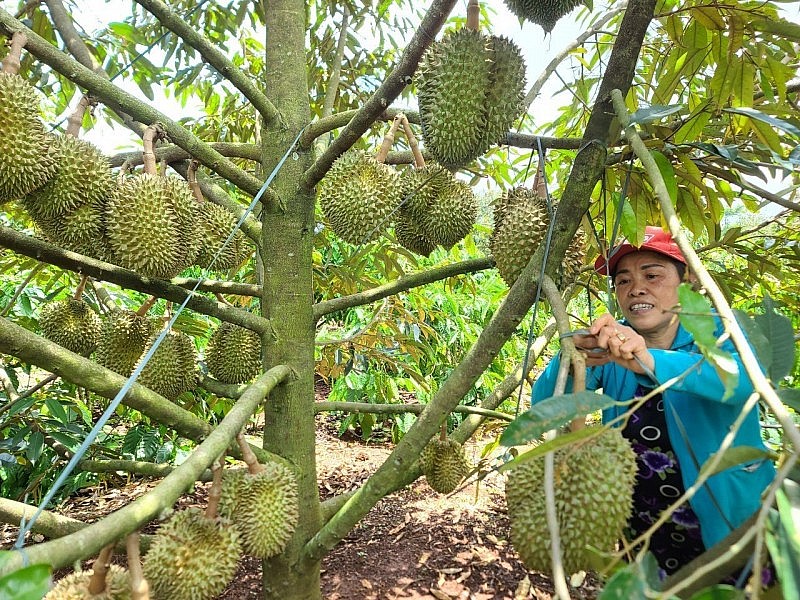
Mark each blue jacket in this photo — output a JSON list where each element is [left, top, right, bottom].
[[531, 320, 776, 550]]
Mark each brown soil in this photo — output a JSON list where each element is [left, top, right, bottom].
[[2, 403, 603, 599]]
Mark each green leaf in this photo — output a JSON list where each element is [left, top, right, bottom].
[[650, 150, 678, 206], [753, 297, 796, 382], [618, 198, 646, 248], [500, 392, 617, 446], [44, 398, 69, 425], [0, 563, 52, 600], [766, 481, 800, 600], [629, 104, 684, 125], [498, 426, 601, 472], [699, 446, 775, 478], [779, 388, 800, 412], [723, 107, 800, 139], [25, 432, 44, 464], [688, 585, 746, 600], [733, 310, 772, 375], [598, 555, 663, 599], [677, 285, 738, 398]]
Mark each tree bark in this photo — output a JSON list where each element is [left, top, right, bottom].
[[258, 0, 322, 597]]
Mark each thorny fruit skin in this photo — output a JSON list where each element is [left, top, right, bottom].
[[142, 508, 241, 600], [505, 428, 637, 575], [419, 438, 471, 495]]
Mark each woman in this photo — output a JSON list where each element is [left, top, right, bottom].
[[531, 226, 776, 577]]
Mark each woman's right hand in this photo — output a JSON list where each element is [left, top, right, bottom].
[[568, 331, 612, 367]]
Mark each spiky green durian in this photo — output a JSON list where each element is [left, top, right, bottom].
[[136, 330, 197, 400], [419, 437, 471, 494], [484, 36, 527, 142], [418, 177, 477, 249], [398, 164, 451, 221], [416, 29, 491, 167], [105, 174, 198, 279], [205, 322, 261, 384], [217, 468, 247, 519], [318, 149, 402, 244], [0, 73, 58, 203], [20, 135, 114, 223], [503, 0, 584, 33], [505, 428, 637, 574], [490, 188, 550, 286], [44, 564, 131, 600], [193, 202, 252, 271], [416, 29, 526, 167], [39, 298, 101, 356], [394, 210, 437, 257], [227, 463, 300, 558], [142, 508, 240, 600], [95, 310, 153, 376]]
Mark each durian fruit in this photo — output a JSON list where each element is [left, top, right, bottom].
[[219, 462, 300, 558], [490, 187, 549, 285], [135, 329, 197, 400], [95, 310, 154, 376], [415, 28, 526, 167], [504, 428, 637, 575], [418, 437, 471, 494], [0, 72, 58, 203], [20, 135, 114, 225], [205, 322, 261, 384], [39, 298, 102, 356], [193, 202, 252, 271], [489, 187, 585, 286], [394, 211, 437, 257], [105, 174, 198, 279], [418, 176, 477, 249], [142, 508, 240, 600], [503, 0, 584, 33], [318, 149, 402, 244], [44, 564, 131, 600]]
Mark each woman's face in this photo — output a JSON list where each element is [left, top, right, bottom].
[[613, 251, 683, 339]]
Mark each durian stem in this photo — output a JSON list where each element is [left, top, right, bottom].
[[215, 293, 234, 307], [236, 432, 265, 475], [375, 114, 404, 163], [66, 96, 92, 137], [1, 31, 25, 75], [73, 275, 89, 300], [127, 533, 150, 600], [135, 296, 158, 317], [534, 159, 547, 199], [87, 544, 114, 594], [466, 0, 480, 32], [118, 160, 133, 184], [187, 159, 205, 203], [204, 455, 226, 519], [400, 114, 425, 168], [142, 124, 166, 176], [438, 422, 447, 441]]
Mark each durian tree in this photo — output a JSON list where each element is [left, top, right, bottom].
[[0, 0, 799, 599]]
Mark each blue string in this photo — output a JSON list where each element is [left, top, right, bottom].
[[514, 137, 557, 419], [13, 127, 305, 550]]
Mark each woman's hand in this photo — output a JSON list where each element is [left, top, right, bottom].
[[587, 314, 656, 376]]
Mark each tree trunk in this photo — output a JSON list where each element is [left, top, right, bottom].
[[259, 0, 321, 597]]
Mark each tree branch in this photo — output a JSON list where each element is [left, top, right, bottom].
[[77, 459, 214, 481], [0, 365, 292, 575], [108, 142, 262, 168], [697, 161, 799, 212], [0, 317, 279, 465], [313, 401, 513, 422], [523, 2, 627, 111], [132, 0, 281, 128], [0, 8, 274, 202], [169, 276, 260, 298], [312, 257, 493, 320], [0, 226, 270, 334], [299, 0, 458, 191]]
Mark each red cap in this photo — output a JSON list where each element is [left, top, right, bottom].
[[594, 226, 686, 276]]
